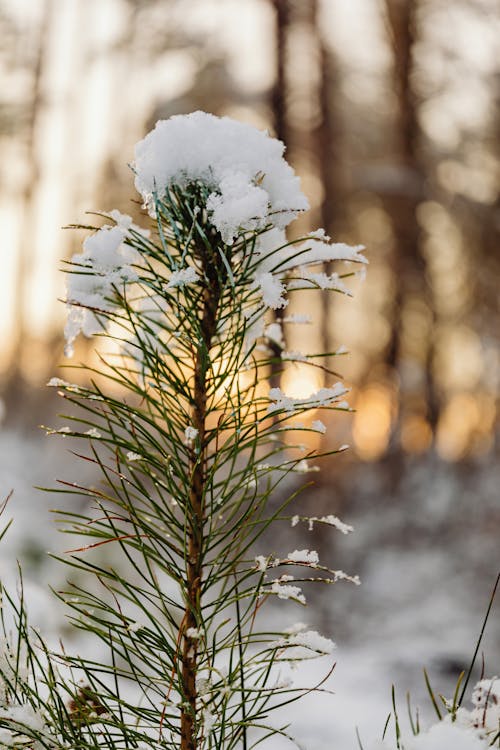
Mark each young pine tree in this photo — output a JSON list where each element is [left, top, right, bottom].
[[0, 111, 366, 750]]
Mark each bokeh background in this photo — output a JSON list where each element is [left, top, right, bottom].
[[0, 0, 499, 746]]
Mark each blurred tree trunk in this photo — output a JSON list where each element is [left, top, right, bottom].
[[5, 0, 53, 401], [480, 73, 500, 453], [383, 0, 438, 450], [270, 0, 289, 144], [268, 0, 291, 393], [310, 0, 344, 359]]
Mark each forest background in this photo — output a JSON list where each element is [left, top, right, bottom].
[[0, 0, 499, 746]]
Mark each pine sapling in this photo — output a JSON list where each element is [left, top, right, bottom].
[[1, 111, 367, 750]]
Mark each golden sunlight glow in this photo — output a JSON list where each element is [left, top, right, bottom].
[[352, 384, 393, 460], [437, 392, 496, 461], [281, 363, 323, 400], [401, 414, 433, 454]]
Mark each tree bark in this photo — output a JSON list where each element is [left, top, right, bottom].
[[181, 237, 224, 750]]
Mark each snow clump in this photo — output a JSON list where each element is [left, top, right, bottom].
[[133, 111, 309, 244], [64, 212, 139, 357]]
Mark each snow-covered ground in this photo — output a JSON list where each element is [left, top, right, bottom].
[[0, 427, 498, 748]]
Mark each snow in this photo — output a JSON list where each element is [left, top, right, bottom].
[[403, 720, 489, 749], [280, 629, 336, 656], [281, 350, 308, 362], [268, 383, 348, 413], [288, 269, 352, 294], [314, 515, 354, 534], [184, 426, 199, 445], [283, 313, 312, 324], [185, 627, 202, 639], [133, 111, 309, 244], [264, 321, 285, 348], [287, 549, 320, 565], [311, 419, 327, 433], [270, 577, 306, 604], [126, 451, 142, 461], [294, 459, 320, 474], [167, 266, 199, 287], [1, 429, 499, 749], [64, 220, 138, 357], [278, 238, 367, 271], [253, 271, 288, 309]]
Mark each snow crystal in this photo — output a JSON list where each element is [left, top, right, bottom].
[[206, 171, 269, 244], [184, 426, 199, 445], [134, 111, 309, 244], [253, 271, 288, 309], [270, 578, 306, 604], [268, 383, 347, 413], [284, 629, 336, 655], [294, 459, 319, 474], [283, 313, 312, 325], [286, 549, 319, 565], [186, 627, 202, 639], [264, 321, 285, 348], [127, 451, 142, 461], [282, 351, 308, 362], [167, 266, 199, 288], [311, 419, 327, 433], [46, 377, 70, 387], [128, 621, 144, 632], [279, 238, 367, 271], [316, 515, 353, 534], [255, 555, 268, 572], [84, 428, 101, 438], [467, 677, 500, 738], [202, 709, 217, 732], [64, 221, 139, 356], [288, 269, 352, 295]]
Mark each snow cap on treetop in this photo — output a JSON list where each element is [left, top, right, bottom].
[[133, 111, 309, 244]]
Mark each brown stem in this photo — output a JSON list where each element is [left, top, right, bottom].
[[180, 240, 224, 750]]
